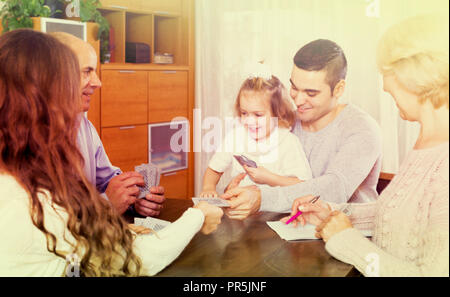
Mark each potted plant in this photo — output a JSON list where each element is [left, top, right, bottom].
[[44, 0, 64, 18], [64, 0, 110, 63], [0, 0, 52, 32], [78, 0, 110, 63]]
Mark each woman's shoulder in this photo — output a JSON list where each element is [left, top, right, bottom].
[[432, 142, 449, 181], [0, 174, 28, 201], [0, 174, 31, 220]]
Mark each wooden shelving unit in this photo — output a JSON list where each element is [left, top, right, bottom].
[[97, 0, 195, 199]]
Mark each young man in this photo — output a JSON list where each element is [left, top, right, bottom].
[[223, 39, 382, 219], [52, 32, 165, 217]]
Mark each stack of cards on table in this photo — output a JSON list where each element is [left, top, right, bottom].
[[135, 163, 161, 199], [134, 217, 171, 232], [191, 197, 230, 207]]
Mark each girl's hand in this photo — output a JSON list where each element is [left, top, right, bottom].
[[243, 165, 276, 185], [280, 195, 332, 227], [316, 211, 353, 242], [199, 189, 219, 198], [193, 201, 224, 234]]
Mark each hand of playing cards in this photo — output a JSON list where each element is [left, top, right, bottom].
[[192, 197, 230, 207], [135, 163, 162, 199], [133, 217, 172, 239]]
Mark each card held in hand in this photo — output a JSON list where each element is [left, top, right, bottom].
[[233, 155, 257, 168], [192, 197, 230, 207], [134, 217, 171, 232]]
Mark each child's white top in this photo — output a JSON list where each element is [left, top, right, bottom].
[[208, 124, 312, 187]]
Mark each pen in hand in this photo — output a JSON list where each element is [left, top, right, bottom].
[[285, 195, 320, 225]]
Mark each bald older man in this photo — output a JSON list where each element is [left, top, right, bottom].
[[51, 32, 165, 217]]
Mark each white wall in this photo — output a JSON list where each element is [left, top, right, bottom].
[[194, 0, 449, 194]]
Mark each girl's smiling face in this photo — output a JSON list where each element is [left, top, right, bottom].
[[239, 91, 276, 141]]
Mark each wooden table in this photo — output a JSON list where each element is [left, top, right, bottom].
[[130, 198, 359, 277]]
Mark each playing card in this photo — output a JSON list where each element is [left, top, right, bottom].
[[135, 163, 162, 198], [133, 217, 171, 238], [133, 217, 146, 226], [135, 163, 150, 198], [192, 197, 231, 207], [142, 217, 171, 231], [233, 155, 257, 168]]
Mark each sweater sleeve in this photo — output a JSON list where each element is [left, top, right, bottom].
[[325, 227, 449, 277], [132, 208, 205, 276], [328, 201, 377, 231], [259, 115, 382, 212]]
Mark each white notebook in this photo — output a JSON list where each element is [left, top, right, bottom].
[[267, 221, 372, 241]]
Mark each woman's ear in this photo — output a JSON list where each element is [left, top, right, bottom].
[[332, 80, 346, 98]]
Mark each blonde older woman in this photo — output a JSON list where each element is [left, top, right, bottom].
[[282, 15, 449, 277]]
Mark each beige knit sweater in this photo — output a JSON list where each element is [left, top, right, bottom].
[[326, 142, 449, 276]]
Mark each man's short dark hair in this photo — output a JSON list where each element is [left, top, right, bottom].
[[293, 39, 347, 91]]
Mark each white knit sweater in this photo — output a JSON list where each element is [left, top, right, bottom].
[[326, 142, 449, 276]]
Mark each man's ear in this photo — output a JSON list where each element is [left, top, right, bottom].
[[332, 80, 346, 98]]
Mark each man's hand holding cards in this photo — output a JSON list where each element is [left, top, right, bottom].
[[135, 163, 162, 198], [133, 163, 165, 217]]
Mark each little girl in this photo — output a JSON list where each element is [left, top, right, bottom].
[[200, 67, 312, 197]]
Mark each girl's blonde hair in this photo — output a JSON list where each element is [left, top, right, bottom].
[[376, 14, 449, 108], [234, 75, 296, 128]]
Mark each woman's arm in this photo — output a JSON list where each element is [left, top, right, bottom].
[[132, 208, 204, 276], [327, 201, 377, 231], [325, 226, 449, 276]]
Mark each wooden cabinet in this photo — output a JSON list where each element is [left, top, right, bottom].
[[159, 169, 188, 199], [100, 0, 139, 9], [100, 70, 148, 127], [148, 70, 188, 123], [101, 0, 182, 14], [101, 125, 148, 172], [98, 0, 195, 198], [100, 9, 183, 65]]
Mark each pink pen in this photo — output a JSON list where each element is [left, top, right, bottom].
[[285, 195, 320, 225]]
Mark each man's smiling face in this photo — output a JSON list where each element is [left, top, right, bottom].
[[77, 43, 101, 112], [289, 65, 335, 125]]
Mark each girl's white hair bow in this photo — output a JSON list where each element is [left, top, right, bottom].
[[246, 60, 272, 80]]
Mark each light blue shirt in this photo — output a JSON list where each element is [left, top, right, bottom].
[[76, 115, 121, 194]]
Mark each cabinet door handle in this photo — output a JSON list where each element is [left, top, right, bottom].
[[119, 70, 136, 74], [154, 11, 170, 15], [109, 5, 127, 9], [162, 71, 177, 74], [119, 126, 135, 130], [163, 172, 177, 177]]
